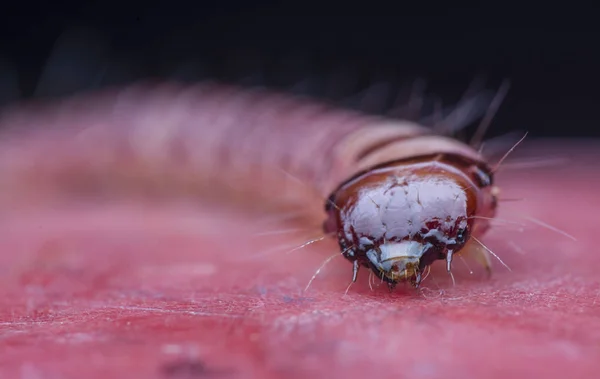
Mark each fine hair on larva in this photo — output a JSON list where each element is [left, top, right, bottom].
[[0, 79, 574, 293]]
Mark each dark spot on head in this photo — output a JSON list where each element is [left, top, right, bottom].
[[325, 193, 337, 211], [456, 228, 467, 244], [471, 166, 493, 187]]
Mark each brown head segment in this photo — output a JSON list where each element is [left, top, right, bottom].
[[324, 152, 496, 288]]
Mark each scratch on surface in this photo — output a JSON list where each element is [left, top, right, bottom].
[[0, 322, 50, 326], [107, 305, 244, 318]]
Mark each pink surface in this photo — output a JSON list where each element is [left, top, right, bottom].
[[0, 141, 599, 378]]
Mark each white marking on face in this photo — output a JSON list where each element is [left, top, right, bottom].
[[422, 229, 456, 245]]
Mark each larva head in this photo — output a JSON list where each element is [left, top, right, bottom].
[[324, 156, 494, 288]]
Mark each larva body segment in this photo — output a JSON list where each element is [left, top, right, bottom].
[[0, 81, 498, 287], [0, 83, 420, 212]]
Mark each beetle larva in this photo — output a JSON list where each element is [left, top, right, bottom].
[[0, 81, 500, 289]]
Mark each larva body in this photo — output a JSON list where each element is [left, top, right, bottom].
[[0, 81, 499, 288]]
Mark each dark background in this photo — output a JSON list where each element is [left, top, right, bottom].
[[1, 1, 598, 138]]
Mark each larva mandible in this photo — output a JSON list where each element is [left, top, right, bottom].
[[0, 80, 502, 290]]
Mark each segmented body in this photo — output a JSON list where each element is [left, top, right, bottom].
[[0, 81, 499, 287]]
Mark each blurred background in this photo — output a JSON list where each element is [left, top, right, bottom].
[[1, 1, 598, 138]]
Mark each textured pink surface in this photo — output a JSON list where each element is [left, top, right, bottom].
[[0, 141, 599, 379]]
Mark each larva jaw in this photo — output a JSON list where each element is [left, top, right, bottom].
[[366, 241, 432, 287]]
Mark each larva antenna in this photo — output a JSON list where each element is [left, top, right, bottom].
[[429, 74, 492, 135], [424, 90, 495, 135], [303, 252, 341, 293], [469, 79, 511, 148], [304, 245, 357, 294], [475, 130, 526, 158], [491, 131, 529, 173], [471, 236, 512, 272]]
